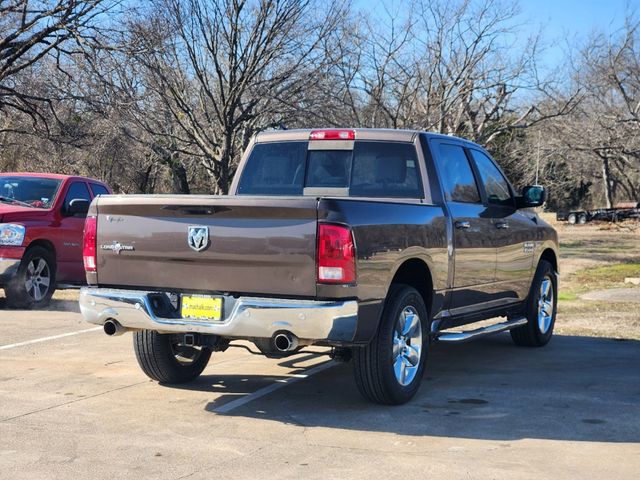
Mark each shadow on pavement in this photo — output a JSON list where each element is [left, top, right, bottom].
[[185, 334, 640, 442]]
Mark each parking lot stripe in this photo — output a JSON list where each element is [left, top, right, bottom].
[[213, 360, 336, 414], [0, 327, 102, 351]]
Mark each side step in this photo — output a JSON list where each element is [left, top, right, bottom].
[[435, 317, 527, 343]]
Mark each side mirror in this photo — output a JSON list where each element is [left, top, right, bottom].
[[516, 185, 546, 209], [68, 198, 90, 216]]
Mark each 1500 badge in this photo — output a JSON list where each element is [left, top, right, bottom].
[[523, 242, 535, 253]]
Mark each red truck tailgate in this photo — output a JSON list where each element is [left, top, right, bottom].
[[93, 195, 318, 297]]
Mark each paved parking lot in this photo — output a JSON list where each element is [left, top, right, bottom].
[[1, 298, 639, 479]]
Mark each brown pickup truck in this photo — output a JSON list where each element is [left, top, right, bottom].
[[80, 129, 559, 405]]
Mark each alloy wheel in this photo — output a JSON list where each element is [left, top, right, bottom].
[[392, 306, 423, 386], [537, 276, 554, 334], [24, 257, 51, 302]]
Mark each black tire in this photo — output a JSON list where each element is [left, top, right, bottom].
[[578, 214, 587, 225], [5, 246, 56, 308], [510, 260, 557, 347], [567, 213, 577, 224], [133, 330, 212, 383], [353, 284, 429, 405]]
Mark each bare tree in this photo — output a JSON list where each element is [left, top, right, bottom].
[[114, 0, 345, 194], [0, 0, 116, 132], [538, 13, 640, 208]]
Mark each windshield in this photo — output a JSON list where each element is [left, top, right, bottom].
[[0, 176, 62, 209]]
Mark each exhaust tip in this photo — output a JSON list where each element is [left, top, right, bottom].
[[273, 332, 298, 352], [103, 319, 124, 336]]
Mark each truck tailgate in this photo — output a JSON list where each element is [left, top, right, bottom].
[[93, 195, 318, 297]]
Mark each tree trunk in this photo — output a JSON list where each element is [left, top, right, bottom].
[[601, 155, 614, 208], [169, 159, 191, 194]]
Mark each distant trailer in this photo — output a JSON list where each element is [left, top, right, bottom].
[[557, 202, 640, 224]]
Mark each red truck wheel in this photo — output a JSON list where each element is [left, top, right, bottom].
[[353, 284, 429, 405], [5, 246, 56, 308]]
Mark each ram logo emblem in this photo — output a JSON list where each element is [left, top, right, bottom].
[[188, 226, 209, 252]]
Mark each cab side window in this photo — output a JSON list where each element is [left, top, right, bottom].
[[63, 182, 91, 215], [90, 183, 109, 196], [435, 144, 481, 203], [469, 149, 514, 207]]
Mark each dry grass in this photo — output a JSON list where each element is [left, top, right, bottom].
[[542, 213, 640, 340]]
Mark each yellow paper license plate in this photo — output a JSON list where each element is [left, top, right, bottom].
[[180, 295, 222, 321]]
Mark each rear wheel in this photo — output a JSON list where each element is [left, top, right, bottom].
[[353, 285, 429, 405], [578, 214, 587, 224], [567, 213, 577, 224], [133, 330, 212, 383], [510, 260, 557, 347], [5, 246, 56, 308]]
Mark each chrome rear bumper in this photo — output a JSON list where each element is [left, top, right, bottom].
[[80, 287, 359, 343]]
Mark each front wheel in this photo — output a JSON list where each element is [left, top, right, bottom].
[[510, 260, 557, 347], [353, 285, 429, 405], [5, 246, 56, 308], [133, 331, 212, 383]]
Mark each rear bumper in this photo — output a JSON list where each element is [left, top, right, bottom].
[[79, 287, 359, 344]]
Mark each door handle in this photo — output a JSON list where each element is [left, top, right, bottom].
[[455, 221, 471, 229], [495, 221, 509, 229]]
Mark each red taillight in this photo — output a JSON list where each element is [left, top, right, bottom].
[[317, 224, 356, 284], [309, 129, 355, 141], [83, 216, 97, 272]]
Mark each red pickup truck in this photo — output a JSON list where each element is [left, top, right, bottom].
[[0, 173, 111, 308]]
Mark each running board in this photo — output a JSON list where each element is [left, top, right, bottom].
[[435, 317, 527, 343]]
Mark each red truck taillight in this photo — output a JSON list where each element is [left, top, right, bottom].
[[83, 216, 97, 272], [317, 224, 356, 284]]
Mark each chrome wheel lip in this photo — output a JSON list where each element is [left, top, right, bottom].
[[24, 257, 51, 302], [537, 276, 555, 334], [393, 306, 423, 387]]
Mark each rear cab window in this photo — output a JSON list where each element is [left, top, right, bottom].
[[236, 140, 424, 199]]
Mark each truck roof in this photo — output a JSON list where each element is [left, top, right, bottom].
[[1, 172, 107, 184], [254, 128, 476, 145]]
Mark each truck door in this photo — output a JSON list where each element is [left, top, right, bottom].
[[466, 148, 534, 303], [430, 140, 498, 313]]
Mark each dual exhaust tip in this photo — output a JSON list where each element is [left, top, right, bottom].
[[103, 319, 299, 353], [103, 319, 125, 336], [273, 332, 298, 352]]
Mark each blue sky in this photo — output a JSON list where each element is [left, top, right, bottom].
[[518, 0, 637, 66], [355, 0, 638, 67]]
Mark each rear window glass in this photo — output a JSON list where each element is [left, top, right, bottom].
[[350, 142, 421, 198], [237, 141, 423, 198], [236, 142, 307, 195]]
